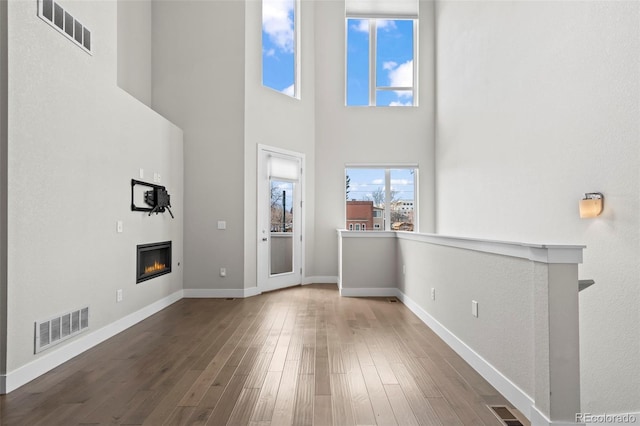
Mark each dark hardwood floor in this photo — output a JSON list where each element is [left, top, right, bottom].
[[0, 284, 527, 425]]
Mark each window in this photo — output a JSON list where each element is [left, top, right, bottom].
[[346, 17, 417, 106], [345, 166, 418, 231], [262, 0, 299, 98], [349, 224, 353, 230]]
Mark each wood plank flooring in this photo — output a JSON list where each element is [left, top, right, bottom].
[[0, 284, 528, 425]]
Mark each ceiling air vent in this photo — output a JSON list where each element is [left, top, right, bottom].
[[37, 0, 92, 54], [487, 405, 524, 426], [35, 306, 90, 353]]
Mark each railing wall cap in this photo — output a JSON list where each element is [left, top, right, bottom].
[[337, 229, 585, 264]]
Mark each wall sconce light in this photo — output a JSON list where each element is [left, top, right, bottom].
[[579, 192, 604, 218]]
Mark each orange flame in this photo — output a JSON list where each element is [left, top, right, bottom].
[[145, 261, 166, 274]]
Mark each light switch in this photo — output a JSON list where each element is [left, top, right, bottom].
[[139, 168, 144, 179], [217, 221, 227, 230], [116, 220, 123, 233], [472, 300, 479, 317]]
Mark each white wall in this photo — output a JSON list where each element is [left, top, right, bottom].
[[397, 238, 535, 399], [152, 0, 246, 291], [117, 0, 152, 106], [340, 233, 396, 291], [313, 0, 436, 279], [6, 0, 183, 372], [243, 0, 316, 286], [435, 0, 640, 415]]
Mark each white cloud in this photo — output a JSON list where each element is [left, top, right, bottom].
[[372, 179, 384, 185], [391, 179, 410, 185], [383, 61, 397, 71], [387, 60, 413, 90], [389, 100, 412, 106], [263, 0, 294, 53], [281, 84, 295, 96], [377, 20, 397, 31], [352, 19, 397, 33], [351, 19, 369, 33], [264, 48, 276, 57]]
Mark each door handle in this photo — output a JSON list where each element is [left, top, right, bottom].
[[262, 238, 268, 241]]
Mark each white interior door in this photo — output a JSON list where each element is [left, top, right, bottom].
[[257, 146, 303, 292]]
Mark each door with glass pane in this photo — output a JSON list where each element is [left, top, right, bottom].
[[257, 146, 303, 292]]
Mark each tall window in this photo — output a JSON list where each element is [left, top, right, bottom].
[[346, 19, 416, 106], [345, 166, 418, 231], [262, 0, 299, 98]]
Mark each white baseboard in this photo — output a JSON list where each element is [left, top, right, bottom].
[[183, 287, 262, 298], [243, 287, 261, 298], [340, 287, 398, 297], [2, 290, 184, 394], [303, 276, 339, 285], [396, 289, 536, 422]]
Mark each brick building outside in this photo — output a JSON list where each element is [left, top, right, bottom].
[[346, 201, 384, 230]]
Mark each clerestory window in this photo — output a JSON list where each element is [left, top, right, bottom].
[[345, 0, 418, 106], [346, 19, 416, 106], [262, 0, 299, 98]]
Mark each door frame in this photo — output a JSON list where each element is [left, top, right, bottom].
[[257, 144, 305, 292]]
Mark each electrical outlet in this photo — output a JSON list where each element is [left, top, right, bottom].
[[116, 289, 123, 302], [139, 168, 144, 179], [217, 221, 227, 230], [220, 267, 226, 277], [116, 220, 123, 233], [431, 288, 435, 301], [472, 300, 478, 317]]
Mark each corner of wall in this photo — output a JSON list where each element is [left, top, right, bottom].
[[0, 0, 8, 382]]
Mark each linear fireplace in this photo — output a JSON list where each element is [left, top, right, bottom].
[[136, 241, 172, 283]]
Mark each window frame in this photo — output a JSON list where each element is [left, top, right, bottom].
[[345, 164, 419, 232], [345, 18, 418, 107]]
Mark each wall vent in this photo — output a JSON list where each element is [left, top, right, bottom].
[[34, 306, 90, 353], [37, 0, 92, 54], [487, 405, 524, 426]]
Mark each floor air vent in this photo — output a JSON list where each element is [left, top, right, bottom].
[[35, 306, 89, 353], [387, 297, 399, 303], [488, 405, 524, 426]]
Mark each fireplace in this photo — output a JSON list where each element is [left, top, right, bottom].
[[136, 241, 172, 283]]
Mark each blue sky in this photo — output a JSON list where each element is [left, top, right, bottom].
[[347, 19, 414, 106], [262, 0, 295, 96], [346, 168, 415, 203]]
